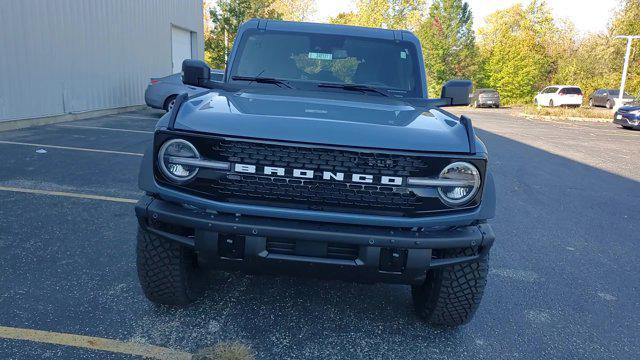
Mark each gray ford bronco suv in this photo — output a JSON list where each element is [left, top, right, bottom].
[[135, 19, 496, 327]]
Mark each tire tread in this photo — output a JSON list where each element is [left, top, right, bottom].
[[413, 247, 489, 326], [136, 227, 202, 305]]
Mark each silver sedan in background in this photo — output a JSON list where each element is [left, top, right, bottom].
[[144, 69, 223, 111]]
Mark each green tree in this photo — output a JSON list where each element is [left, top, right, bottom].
[[477, 1, 557, 104], [330, 0, 425, 31], [552, 32, 619, 103], [548, 0, 640, 102], [417, 0, 477, 97], [205, 0, 282, 69], [271, 0, 315, 21], [609, 0, 640, 95]]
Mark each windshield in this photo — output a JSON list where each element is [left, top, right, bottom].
[[229, 29, 421, 97]]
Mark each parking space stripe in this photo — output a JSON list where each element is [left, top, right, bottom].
[[56, 124, 154, 134], [0, 186, 138, 204], [111, 114, 160, 120], [0, 326, 192, 360], [0, 140, 143, 156]]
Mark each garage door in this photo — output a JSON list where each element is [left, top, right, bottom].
[[172, 26, 192, 74]]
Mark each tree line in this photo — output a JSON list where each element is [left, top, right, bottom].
[[205, 0, 640, 104]]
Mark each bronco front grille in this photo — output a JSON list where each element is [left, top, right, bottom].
[[154, 132, 485, 217]]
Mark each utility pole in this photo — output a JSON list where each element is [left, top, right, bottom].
[[224, 29, 229, 64], [614, 35, 640, 109]]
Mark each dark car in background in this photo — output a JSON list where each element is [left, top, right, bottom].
[[144, 70, 224, 111], [469, 88, 500, 108], [589, 89, 634, 109], [614, 98, 640, 130]]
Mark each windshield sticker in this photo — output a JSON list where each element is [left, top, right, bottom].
[[308, 52, 333, 60], [400, 51, 407, 59]]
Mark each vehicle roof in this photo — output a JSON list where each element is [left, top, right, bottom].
[[597, 88, 627, 92], [245, 18, 419, 42]]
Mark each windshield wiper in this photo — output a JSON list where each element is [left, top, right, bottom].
[[318, 83, 389, 97], [231, 75, 292, 89]]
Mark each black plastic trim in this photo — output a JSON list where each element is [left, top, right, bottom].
[[459, 115, 476, 154], [136, 196, 495, 252], [135, 195, 495, 284], [167, 92, 189, 130]]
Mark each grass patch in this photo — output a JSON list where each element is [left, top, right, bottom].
[[519, 104, 613, 120], [193, 342, 254, 360]]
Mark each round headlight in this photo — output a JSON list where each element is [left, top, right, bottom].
[[437, 162, 481, 207], [158, 139, 200, 183]]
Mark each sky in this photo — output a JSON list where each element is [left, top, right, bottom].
[[312, 0, 621, 35]]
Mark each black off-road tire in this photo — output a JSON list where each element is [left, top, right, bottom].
[[412, 247, 489, 327], [136, 227, 206, 305]]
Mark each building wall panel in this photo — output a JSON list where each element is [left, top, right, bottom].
[[0, 0, 204, 121]]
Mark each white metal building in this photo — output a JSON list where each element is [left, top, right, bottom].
[[0, 0, 204, 121]]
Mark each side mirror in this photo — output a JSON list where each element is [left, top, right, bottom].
[[182, 59, 211, 87], [441, 80, 472, 106]]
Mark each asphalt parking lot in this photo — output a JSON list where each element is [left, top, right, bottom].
[[0, 107, 639, 359]]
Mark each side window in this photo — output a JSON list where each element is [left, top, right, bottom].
[[541, 87, 549, 94], [548, 87, 558, 94], [595, 90, 602, 95]]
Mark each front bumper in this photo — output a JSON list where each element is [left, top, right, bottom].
[[135, 196, 495, 285], [614, 113, 640, 129]]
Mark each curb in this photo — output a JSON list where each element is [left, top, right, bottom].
[[0, 105, 148, 132], [519, 113, 612, 123]]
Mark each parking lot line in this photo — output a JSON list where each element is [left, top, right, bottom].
[[56, 124, 154, 134], [0, 325, 192, 360], [111, 114, 160, 120], [0, 186, 138, 204], [0, 140, 144, 156]]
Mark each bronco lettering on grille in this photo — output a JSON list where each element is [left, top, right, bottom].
[[233, 163, 403, 185]]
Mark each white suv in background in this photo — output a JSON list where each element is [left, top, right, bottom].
[[534, 86, 583, 108]]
